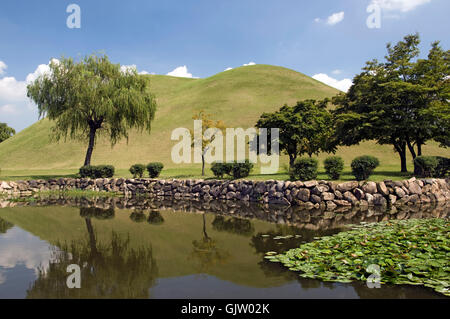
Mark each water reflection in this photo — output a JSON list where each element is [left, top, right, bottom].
[[189, 214, 231, 272], [0, 196, 447, 299], [27, 208, 158, 299], [2, 195, 448, 230], [0, 217, 14, 234]]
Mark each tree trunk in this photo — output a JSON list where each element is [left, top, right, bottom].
[[406, 140, 417, 159], [417, 143, 422, 157], [394, 141, 408, 173], [201, 154, 205, 176], [84, 125, 97, 166], [289, 154, 296, 168]]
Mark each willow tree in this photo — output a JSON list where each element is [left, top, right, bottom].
[[27, 54, 157, 166]]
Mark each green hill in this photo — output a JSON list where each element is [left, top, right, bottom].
[[0, 64, 447, 179]]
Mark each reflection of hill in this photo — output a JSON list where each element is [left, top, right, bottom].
[[0, 205, 299, 288]]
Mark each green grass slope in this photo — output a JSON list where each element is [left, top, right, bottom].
[[0, 64, 447, 179], [0, 65, 337, 169]]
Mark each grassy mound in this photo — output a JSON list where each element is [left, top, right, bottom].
[[266, 218, 450, 296], [0, 64, 447, 179]]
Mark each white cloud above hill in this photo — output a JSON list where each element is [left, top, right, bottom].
[[167, 65, 194, 78], [312, 73, 352, 92]]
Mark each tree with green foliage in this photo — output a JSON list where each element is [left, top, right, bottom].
[[333, 34, 449, 172], [27, 54, 157, 166], [191, 110, 226, 176], [256, 99, 336, 168], [0, 123, 15, 143]]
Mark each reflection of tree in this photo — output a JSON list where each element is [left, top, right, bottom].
[[26, 208, 158, 298], [212, 216, 254, 237], [189, 214, 230, 272], [130, 211, 146, 223], [79, 207, 115, 220], [0, 217, 14, 234], [147, 211, 164, 225]]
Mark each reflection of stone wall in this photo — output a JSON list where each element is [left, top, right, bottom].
[[1, 177, 449, 208], [0, 196, 448, 231]]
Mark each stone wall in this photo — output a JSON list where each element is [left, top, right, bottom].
[[1, 177, 449, 208]]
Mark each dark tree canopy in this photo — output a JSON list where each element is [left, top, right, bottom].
[[27, 54, 157, 166], [0, 123, 15, 143], [256, 99, 337, 167], [333, 34, 449, 172]]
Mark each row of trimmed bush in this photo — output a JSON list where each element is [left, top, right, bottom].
[[79, 165, 115, 178], [211, 160, 254, 179], [290, 155, 380, 181], [79, 162, 164, 179], [130, 162, 164, 178], [413, 156, 449, 178]]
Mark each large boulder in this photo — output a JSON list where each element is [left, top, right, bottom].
[[337, 181, 358, 193]]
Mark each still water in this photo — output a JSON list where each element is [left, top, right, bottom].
[[0, 196, 448, 299]]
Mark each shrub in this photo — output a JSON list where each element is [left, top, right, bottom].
[[79, 165, 95, 178], [79, 165, 115, 178], [435, 157, 450, 178], [414, 156, 438, 177], [290, 157, 318, 181], [211, 162, 232, 178], [147, 162, 164, 178], [129, 164, 146, 178], [230, 160, 254, 179], [324, 156, 344, 180], [414, 156, 449, 178], [97, 165, 115, 178], [351, 156, 380, 181]]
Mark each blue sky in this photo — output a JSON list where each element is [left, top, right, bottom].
[[1, 0, 449, 131]]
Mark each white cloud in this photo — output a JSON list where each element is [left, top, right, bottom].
[[0, 61, 7, 75], [120, 64, 151, 75], [0, 76, 27, 102], [0, 104, 20, 114], [312, 73, 353, 92], [0, 227, 56, 277], [0, 60, 59, 131], [370, 0, 431, 12], [327, 11, 345, 25], [243, 62, 256, 66], [224, 67, 233, 71], [25, 59, 58, 84], [167, 65, 194, 78], [120, 64, 137, 74], [314, 18, 321, 23]]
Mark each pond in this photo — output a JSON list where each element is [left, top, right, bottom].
[[0, 196, 448, 299]]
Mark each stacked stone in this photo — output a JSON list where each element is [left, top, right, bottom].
[[1, 177, 449, 207]]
